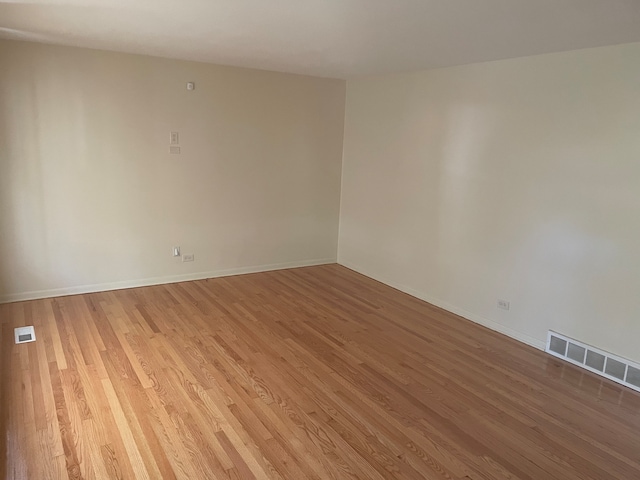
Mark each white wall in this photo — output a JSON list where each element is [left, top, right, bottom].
[[339, 42, 640, 363], [0, 40, 346, 302], [4, 39, 639, 365]]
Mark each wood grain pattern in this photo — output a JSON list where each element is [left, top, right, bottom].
[[1, 264, 640, 479]]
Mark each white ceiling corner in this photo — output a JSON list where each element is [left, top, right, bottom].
[[1, 0, 640, 78]]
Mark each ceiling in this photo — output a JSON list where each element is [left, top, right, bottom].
[[1, 0, 640, 78]]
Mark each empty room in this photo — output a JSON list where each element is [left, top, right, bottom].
[[1, 1, 640, 479]]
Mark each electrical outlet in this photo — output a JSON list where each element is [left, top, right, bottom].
[[170, 132, 179, 145], [169, 146, 181, 154], [497, 299, 510, 311], [182, 254, 194, 262], [172, 246, 180, 257]]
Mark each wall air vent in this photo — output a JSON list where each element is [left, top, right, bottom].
[[546, 331, 640, 393], [14, 326, 36, 344]]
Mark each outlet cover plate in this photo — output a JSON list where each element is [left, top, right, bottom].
[[497, 299, 510, 310]]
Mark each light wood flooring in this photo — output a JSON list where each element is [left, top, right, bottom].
[[1, 264, 640, 479]]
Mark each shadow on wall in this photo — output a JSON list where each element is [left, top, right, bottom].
[[0, 59, 64, 297], [0, 67, 15, 297], [0, 44, 152, 298]]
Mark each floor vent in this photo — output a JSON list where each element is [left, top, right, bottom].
[[546, 331, 640, 393], [14, 326, 36, 344]]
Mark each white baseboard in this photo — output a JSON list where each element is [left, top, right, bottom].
[[338, 259, 546, 351], [2, 257, 547, 353], [0, 257, 336, 304]]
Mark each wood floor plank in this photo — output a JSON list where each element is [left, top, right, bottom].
[[100, 377, 152, 480], [2, 264, 640, 479]]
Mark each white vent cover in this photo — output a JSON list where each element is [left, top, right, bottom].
[[546, 331, 640, 393], [14, 326, 36, 344]]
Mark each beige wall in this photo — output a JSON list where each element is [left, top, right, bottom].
[[0, 40, 345, 301], [3, 38, 639, 364], [339, 42, 640, 362]]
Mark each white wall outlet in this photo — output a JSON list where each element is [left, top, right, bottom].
[[170, 132, 179, 145], [497, 299, 510, 311], [186, 82, 195, 91], [182, 254, 194, 262], [169, 146, 181, 154], [172, 246, 181, 257]]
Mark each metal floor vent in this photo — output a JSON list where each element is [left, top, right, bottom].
[[546, 331, 640, 393], [14, 326, 36, 344]]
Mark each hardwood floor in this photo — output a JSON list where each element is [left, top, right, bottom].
[[1, 264, 639, 479]]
